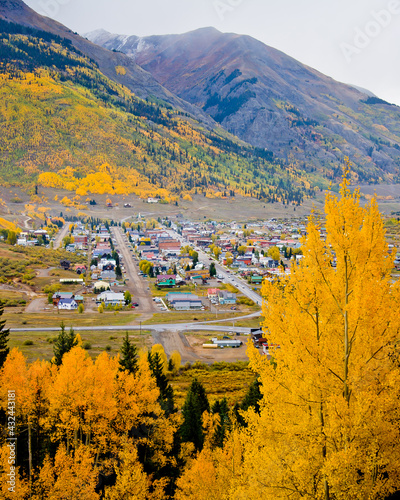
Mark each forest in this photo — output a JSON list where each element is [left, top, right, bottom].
[[0, 170, 399, 499], [0, 18, 311, 204]]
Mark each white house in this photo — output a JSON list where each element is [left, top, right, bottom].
[[57, 298, 78, 310], [97, 291, 125, 306]]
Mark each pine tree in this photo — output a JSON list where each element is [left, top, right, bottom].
[[211, 398, 230, 448], [180, 378, 209, 450], [148, 351, 174, 415], [209, 262, 216, 277], [0, 303, 9, 368], [119, 332, 138, 374], [52, 322, 76, 366]]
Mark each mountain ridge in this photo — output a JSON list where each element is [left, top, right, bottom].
[[0, 0, 216, 126], [87, 27, 400, 184]]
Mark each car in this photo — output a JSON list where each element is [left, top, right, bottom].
[[132, 302, 139, 307]]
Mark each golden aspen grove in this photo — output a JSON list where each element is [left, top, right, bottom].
[[0, 171, 399, 499], [174, 172, 400, 500]]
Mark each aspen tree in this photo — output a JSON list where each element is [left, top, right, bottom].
[[240, 168, 400, 499]]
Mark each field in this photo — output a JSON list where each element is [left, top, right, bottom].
[[170, 361, 256, 408]]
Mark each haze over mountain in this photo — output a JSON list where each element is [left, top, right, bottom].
[[88, 27, 400, 184]]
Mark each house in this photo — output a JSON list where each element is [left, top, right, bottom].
[[156, 275, 176, 288], [52, 292, 73, 306], [158, 239, 181, 254], [101, 270, 117, 281], [97, 291, 125, 306], [167, 292, 202, 310], [172, 300, 203, 311], [207, 288, 219, 299], [74, 264, 87, 275], [58, 298, 78, 310], [218, 291, 237, 305], [166, 292, 198, 303], [251, 275, 263, 284]]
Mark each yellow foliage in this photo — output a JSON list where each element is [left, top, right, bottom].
[[0, 218, 19, 233], [115, 65, 127, 76]]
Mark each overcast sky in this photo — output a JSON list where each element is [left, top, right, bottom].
[[25, 0, 400, 105]]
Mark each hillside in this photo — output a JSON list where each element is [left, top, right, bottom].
[[0, 17, 308, 203], [0, 0, 214, 124], [88, 27, 400, 185]]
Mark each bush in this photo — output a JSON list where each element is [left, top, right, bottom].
[[105, 345, 111, 351], [82, 342, 92, 350], [23, 340, 33, 346]]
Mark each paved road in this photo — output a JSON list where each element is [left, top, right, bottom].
[[165, 229, 263, 306], [11, 324, 252, 333], [110, 226, 156, 316]]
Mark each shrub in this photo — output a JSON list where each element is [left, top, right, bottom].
[[105, 345, 111, 351], [23, 340, 33, 346], [82, 342, 92, 350]]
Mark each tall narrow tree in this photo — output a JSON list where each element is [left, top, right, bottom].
[[0, 303, 10, 368], [119, 332, 138, 375], [52, 322, 77, 366]]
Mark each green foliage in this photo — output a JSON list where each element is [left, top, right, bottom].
[[148, 351, 175, 415], [209, 262, 216, 277], [180, 378, 209, 451], [211, 398, 231, 448], [0, 303, 10, 368], [119, 332, 138, 375], [124, 290, 132, 305], [52, 322, 77, 365]]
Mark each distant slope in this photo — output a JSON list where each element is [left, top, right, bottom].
[[0, 0, 215, 126], [88, 27, 400, 185], [0, 17, 308, 204]]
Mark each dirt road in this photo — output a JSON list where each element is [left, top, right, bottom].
[[53, 224, 70, 249], [110, 227, 157, 316], [151, 329, 249, 364]]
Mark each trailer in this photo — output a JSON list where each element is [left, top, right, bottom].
[[211, 338, 243, 348], [202, 344, 219, 349]]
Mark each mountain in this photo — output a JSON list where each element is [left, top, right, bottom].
[[87, 27, 400, 184], [0, 9, 307, 204], [0, 0, 214, 125]]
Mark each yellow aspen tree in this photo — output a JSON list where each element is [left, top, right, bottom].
[[104, 444, 150, 500], [0, 444, 30, 500], [82, 352, 118, 463], [175, 428, 244, 500], [236, 168, 400, 499], [32, 444, 99, 500], [47, 347, 93, 452]]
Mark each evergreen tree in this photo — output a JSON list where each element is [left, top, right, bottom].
[[148, 351, 174, 415], [180, 378, 209, 450], [119, 332, 138, 375], [211, 398, 230, 448], [0, 303, 10, 368], [52, 322, 76, 366], [209, 262, 217, 277]]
